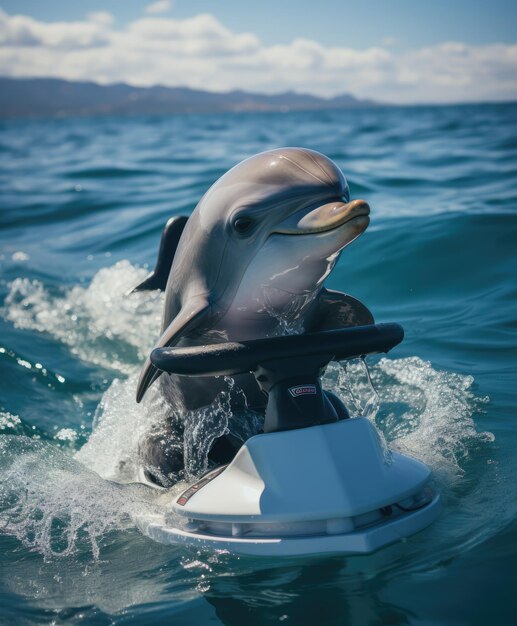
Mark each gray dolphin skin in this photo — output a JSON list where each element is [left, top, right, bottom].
[[135, 147, 373, 482]]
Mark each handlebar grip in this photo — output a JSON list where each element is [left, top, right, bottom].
[[150, 323, 403, 377]]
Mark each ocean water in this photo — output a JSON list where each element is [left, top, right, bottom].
[[0, 104, 516, 625]]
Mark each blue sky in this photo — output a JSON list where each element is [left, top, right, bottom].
[[1, 1, 516, 103]]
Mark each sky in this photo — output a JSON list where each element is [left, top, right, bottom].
[[1, 0, 516, 104]]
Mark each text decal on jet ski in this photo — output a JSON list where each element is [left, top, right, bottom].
[[176, 465, 227, 506], [288, 384, 317, 397]]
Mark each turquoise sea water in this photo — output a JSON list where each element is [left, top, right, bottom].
[[0, 104, 516, 625]]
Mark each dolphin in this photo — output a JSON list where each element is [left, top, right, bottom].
[[134, 147, 373, 483]]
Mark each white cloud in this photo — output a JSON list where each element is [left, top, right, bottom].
[[0, 9, 110, 49], [0, 8, 516, 103], [146, 1, 172, 15], [88, 12, 115, 26]]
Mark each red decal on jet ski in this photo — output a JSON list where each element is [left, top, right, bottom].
[[176, 465, 227, 506], [288, 385, 317, 397]]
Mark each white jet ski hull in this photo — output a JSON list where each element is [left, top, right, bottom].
[[143, 495, 440, 557], [138, 418, 441, 557]]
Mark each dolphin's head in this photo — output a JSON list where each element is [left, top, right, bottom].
[[178, 148, 369, 330]]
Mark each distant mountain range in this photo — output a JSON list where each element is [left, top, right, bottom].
[[0, 77, 377, 118]]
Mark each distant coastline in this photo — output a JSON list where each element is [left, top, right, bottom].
[[0, 77, 379, 119]]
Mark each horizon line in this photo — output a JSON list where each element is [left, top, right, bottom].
[[1, 75, 516, 110]]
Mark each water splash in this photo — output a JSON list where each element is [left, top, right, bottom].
[[374, 357, 493, 483], [182, 377, 237, 480], [77, 372, 261, 486], [76, 373, 170, 483], [263, 288, 317, 337], [183, 377, 263, 480], [0, 436, 161, 560], [323, 357, 493, 484], [324, 358, 381, 420], [3, 261, 162, 374], [0, 411, 24, 434]]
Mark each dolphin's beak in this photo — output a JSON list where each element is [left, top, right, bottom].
[[274, 199, 370, 235]]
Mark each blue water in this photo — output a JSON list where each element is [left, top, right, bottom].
[[0, 104, 516, 625]]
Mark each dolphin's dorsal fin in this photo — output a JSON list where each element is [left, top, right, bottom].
[[129, 216, 189, 294], [136, 295, 210, 403], [309, 288, 374, 331]]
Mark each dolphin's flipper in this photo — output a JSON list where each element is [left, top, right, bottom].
[[130, 216, 189, 294], [136, 296, 210, 403], [309, 288, 374, 331]]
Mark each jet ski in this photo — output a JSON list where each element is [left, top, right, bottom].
[[140, 323, 440, 557]]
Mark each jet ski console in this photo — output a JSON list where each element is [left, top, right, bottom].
[[152, 323, 403, 433]]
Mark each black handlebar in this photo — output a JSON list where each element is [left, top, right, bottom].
[[151, 323, 404, 377]]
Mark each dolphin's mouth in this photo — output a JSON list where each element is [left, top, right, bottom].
[[273, 198, 370, 235]]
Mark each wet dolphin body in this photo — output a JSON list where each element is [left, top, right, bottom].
[[134, 148, 373, 483]]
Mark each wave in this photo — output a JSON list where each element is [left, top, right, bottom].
[[2, 261, 162, 374]]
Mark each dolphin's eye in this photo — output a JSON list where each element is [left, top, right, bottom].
[[233, 216, 255, 235]]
